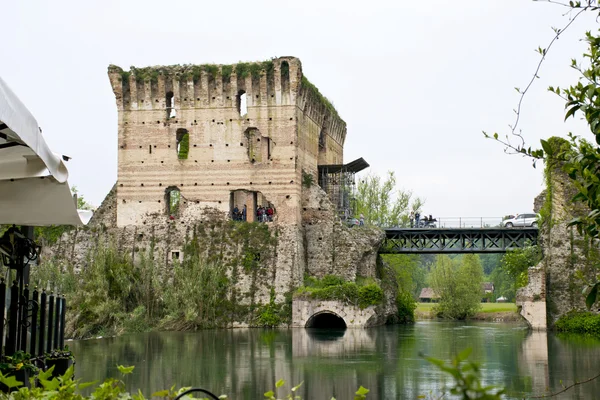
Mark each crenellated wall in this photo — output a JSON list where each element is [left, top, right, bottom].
[[107, 58, 346, 228]]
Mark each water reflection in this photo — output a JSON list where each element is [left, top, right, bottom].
[[68, 322, 600, 399]]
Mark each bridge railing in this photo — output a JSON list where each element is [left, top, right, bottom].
[[434, 217, 504, 228]]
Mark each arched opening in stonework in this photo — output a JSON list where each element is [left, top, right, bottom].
[[166, 91, 176, 119], [236, 90, 247, 116], [305, 311, 347, 329], [165, 186, 181, 218]]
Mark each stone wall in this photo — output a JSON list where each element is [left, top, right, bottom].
[[42, 182, 394, 327], [107, 58, 347, 227], [517, 137, 600, 329]]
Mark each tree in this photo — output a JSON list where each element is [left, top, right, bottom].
[[500, 244, 541, 288], [71, 186, 94, 210], [355, 171, 423, 227], [430, 254, 483, 319]]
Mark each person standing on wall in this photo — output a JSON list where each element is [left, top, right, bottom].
[[359, 213, 365, 226]]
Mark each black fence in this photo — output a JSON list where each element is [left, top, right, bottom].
[[1, 278, 66, 357]]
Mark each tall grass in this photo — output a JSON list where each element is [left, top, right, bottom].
[[33, 238, 229, 339]]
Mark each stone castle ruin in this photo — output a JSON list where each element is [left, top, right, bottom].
[[44, 57, 395, 329]]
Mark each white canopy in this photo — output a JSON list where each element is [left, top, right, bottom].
[[0, 76, 91, 226]]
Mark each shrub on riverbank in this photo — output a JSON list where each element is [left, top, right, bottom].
[[555, 311, 600, 335], [33, 238, 256, 338], [294, 275, 384, 309]]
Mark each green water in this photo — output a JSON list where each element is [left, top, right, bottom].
[[68, 321, 600, 399]]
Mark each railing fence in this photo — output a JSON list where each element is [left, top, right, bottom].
[[1, 278, 66, 357]]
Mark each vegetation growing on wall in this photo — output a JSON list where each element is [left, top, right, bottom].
[[294, 275, 384, 309], [177, 132, 189, 159], [33, 219, 283, 338], [300, 76, 340, 119]]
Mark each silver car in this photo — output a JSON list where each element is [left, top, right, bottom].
[[503, 213, 539, 228]]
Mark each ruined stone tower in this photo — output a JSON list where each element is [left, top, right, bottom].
[[107, 58, 347, 227], [44, 58, 390, 330]]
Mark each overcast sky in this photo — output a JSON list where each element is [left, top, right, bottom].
[[2, 0, 596, 221]]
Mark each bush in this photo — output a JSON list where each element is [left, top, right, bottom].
[[395, 291, 416, 323], [358, 284, 384, 309], [295, 276, 384, 309], [555, 311, 600, 335]]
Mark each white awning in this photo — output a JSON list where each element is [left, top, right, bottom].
[[0, 76, 90, 226]]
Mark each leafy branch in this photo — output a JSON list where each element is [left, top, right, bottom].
[[528, 369, 600, 398], [483, 1, 594, 162]]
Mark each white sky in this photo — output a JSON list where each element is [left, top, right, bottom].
[[2, 0, 596, 219]]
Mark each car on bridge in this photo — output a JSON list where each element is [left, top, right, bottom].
[[503, 213, 539, 228]]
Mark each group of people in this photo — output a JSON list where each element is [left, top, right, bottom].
[[232, 204, 274, 222], [409, 211, 436, 228]]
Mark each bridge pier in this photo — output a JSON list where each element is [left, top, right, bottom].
[[292, 300, 378, 328]]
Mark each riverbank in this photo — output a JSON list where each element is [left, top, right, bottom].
[[415, 302, 523, 322]]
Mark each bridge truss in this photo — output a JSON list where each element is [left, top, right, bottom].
[[380, 228, 538, 254]]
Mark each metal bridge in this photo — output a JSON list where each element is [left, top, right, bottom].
[[380, 227, 538, 254]]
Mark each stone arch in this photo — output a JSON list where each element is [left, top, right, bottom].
[[305, 310, 347, 329]]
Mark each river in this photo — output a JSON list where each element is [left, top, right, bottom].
[[68, 321, 600, 399]]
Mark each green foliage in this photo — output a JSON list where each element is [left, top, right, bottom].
[[131, 66, 160, 84], [382, 254, 425, 298], [500, 244, 541, 289], [0, 351, 38, 375], [301, 170, 313, 187], [489, 265, 515, 302], [555, 311, 600, 335], [221, 65, 233, 80], [177, 132, 189, 159], [301, 76, 340, 118], [424, 348, 506, 399], [395, 291, 416, 323], [235, 60, 274, 79], [355, 171, 423, 227], [162, 238, 229, 330], [119, 70, 131, 82], [202, 64, 219, 79], [256, 289, 285, 327], [430, 255, 484, 320], [295, 275, 384, 309]]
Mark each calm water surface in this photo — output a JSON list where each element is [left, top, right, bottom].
[[69, 321, 600, 399]]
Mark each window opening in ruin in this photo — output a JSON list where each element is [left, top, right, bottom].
[[166, 91, 176, 119], [149, 145, 152, 154], [281, 61, 290, 93], [165, 187, 181, 218], [236, 90, 247, 116], [176, 128, 189, 159], [230, 189, 275, 223], [171, 251, 180, 261]]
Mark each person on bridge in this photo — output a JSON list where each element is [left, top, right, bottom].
[[415, 212, 420, 228], [410, 211, 414, 228]]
